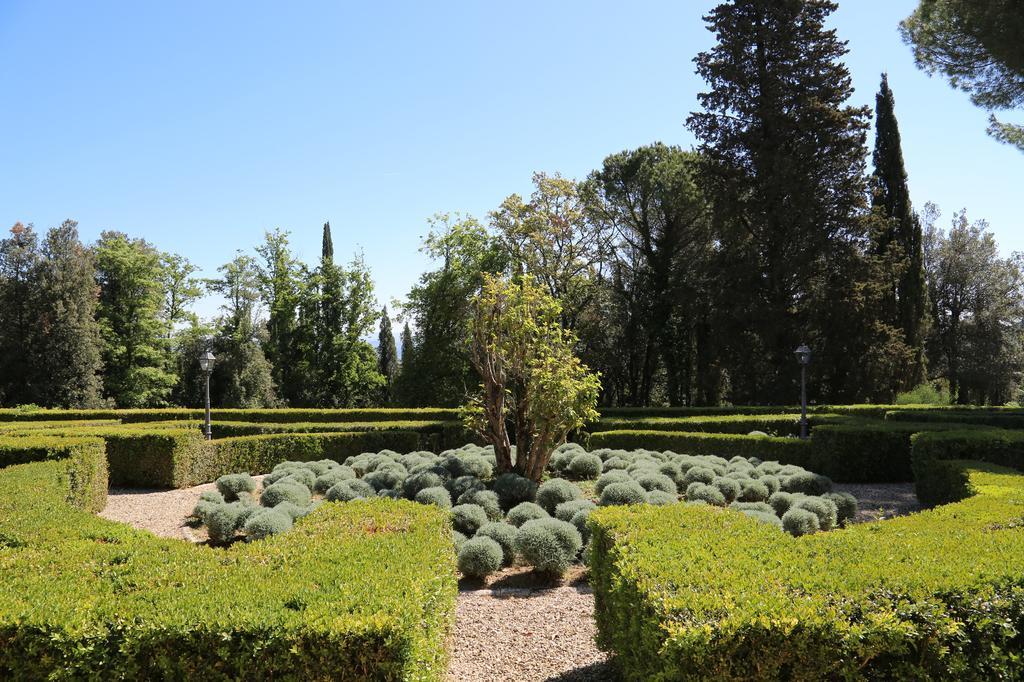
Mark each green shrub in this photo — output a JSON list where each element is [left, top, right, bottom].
[[476, 522, 517, 566], [457, 536, 503, 579], [645, 490, 677, 505], [415, 486, 453, 509], [730, 501, 774, 515], [567, 452, 603, 480], [313, 467, 356, 494], [453, 530, 468, 553], [599, 481, 647, 506], [822, 491, 858, 525], [205, 502, 245, 543], [554, 499, 596, 522], [260, 481, 311, 508], [793, 496, 838, 531], [447, 474, 485, 500], [199, 490, 225, 504], [768, 491, 797, 516], [781, 471, 831, 495], [492, 473, 538, 511], [273, 501, 309, 521], [589, 430, 813, 467], [363, 468, 406, 492], [506, 501, 549, 527], [635, 473, 677, 495], [602, 456, 629, 472], [325, 480, 370, 502], [710, 477, 741, 503], [742, 509, 783, 528], [457, 489, 502, 521], [684, 483, 727, 507], [243, 508, 294, 540], [277, 467, 316, 488], [403, 471, 446, 499], [515, 518, 583, 575], [682, 466, 716, 486], [536, 478, 584, 514], [595, 470, 632, 495], [738, 479, 770, 503], [781, 507, 820, 536], [759, 474, 781, 495], [451, 504, 489, 537], [215, 473, 257, 501], [570, 508, 593, 543]]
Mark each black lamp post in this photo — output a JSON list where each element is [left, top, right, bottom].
[[794, 344, 811, 439], [199, 350, 216, 440]]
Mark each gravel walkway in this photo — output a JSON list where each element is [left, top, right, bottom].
[[98, 480, 920, 680]]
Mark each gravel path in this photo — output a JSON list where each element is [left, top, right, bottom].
[[98, 480, 920, 680]]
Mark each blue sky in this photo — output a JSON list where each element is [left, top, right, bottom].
[[1, 1, 1021, 320]]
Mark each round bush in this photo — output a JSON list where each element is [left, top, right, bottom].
[[686, 483, 727, 506], [313, 467, 356, 494], [646, 490, 677, 505], [743, 509, 783, 528], [451, 504, 489, 536], [738, 479, 771, 503], [377, 488, 402, 499], [506, 501, 549, 527], [492, 473, 538, 511], [602, 456, 629, 472], [415, 486, 453, 509], [823, 491, 858, 525], [567, 452, 603, 480], [554, 499, 595, 522], [711, 477, 741, 503], [448, 475, 486, 500], [636, 473, 677, 495], [768, 491, 798, 517], [682, 466, 716, 487], [453, 530, 468, 553], [325, 480, 371, 502], [599, 481, 647, 507], [783, 471, 832, 496], [794, 496, 839, 531], [782, 507, 820, 536], [215, 473, 257, 502], [759, 474, 781, 495], [457, 489, 502, 520], [515, 518, 583, 575], [536, 478, 584, 514], [658, 462, 683, 484], [569, 508, 592, 543], [403, 471, 446, 499], [277, 467, 316, 489], [476, 522, 517, 566], [304, 460, 337, 477], [548, 449, 577, 475], [595, 470, 633, 495], [243, 509, 293, 541], [199, 490, 225, 505], [205, 502, 245, 543], [272, 501, 309, 521], [457, 536, 503, 579], [363, 468, 406, 492], [260, 481, 311, 508], [730, 501, 775, 515]]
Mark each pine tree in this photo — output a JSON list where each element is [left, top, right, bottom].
[[0, 223, 41, 405], [686, 0, 872, 402], [377, 306, 398, 403], [33, 220, 104, 407], [255, 229, 303, 404], [872, 73, 929, 387]]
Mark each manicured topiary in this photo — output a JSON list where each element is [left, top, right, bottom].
[[451, 504, 489, 537], [549, 449, 577, 475], [730, 501, 775, 515], [454, 530, 468, 553], [783, 471, 832, 496], [711, 477, 741, 503], [685, 483, 727, 507], [781, 506, 820, 536], [304, 459, 337, 477], [768, 491, 798, 517], [243, 508, 293, 540], [635, 473, 677, 495], [515, 518, 583, 575], [658, 462, 683, 485], [234, 501, 261, 529], [215, 473, 257, 502], [646, 490, 677, 506], [363, 468, 406, 492], [599, 481, 648, 507], [823, 491, 858, 525], [738, 479, 770, 503], [794, 496, 839, 531], [567, 452, 603, 481], [493, 473, 538, 511], [457, 536, 503, 579], [313, 467, 356, 494], [759, 474, 781, 495], [260, 481, 311, 508], [457, 489, 502, 521], [448, 475, 485, 500], [554, 499, 595, 522], [277, 467, 316, 489], [602, 456, 629, 472], [507, 501, 549, 527], [402, 471, 446, 500], [476, 521, 517, 566], [325, 480, 370, 502], [570, 508, 592, 543], [199, 490, 225, 505], [743, 509, 784, 528], [415, 486, 453, 509], [536, 478, 584, 514], [377, 489, 402, 499], [596, 470, 633, 495], [205, 502, 245, 543], [682, 466, 716, 487], [272, 501, 308, 521]]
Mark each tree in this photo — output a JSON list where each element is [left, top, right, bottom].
[[901, 0, 1024, 150], [464, 274, 600, 482], [686, 0, 873, 403], [255, 229, 304, 404], [377, 306, 398, 403], [0, 223, 41, 405], [33, 220, 104, 407], [159, 252, 203, 330], [399, 214, 508, 406], [93, 231, 176, 407], [871, 73, 930, 388], [923, 205, 1023, 403]]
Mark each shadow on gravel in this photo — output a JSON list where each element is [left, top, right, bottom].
[[545, 661, 621, 682]]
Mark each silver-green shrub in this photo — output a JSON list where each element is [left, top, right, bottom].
[[451, 504, 489, 537], [515, 518, 583, 575], [457, 536, 503, 578], [507, 501, 549, 527], [492, 473, 538, 511], [567, 452, 603, 480], [215, 474, 256, 502], [782, 507, 820, 536], [260, 481, 311, 508], [599, 481, 647, 507], [536, 478, 583, 514], [243, 509, 293, 540], [415, 486, 452, 509], [476, 522, 517, 566]]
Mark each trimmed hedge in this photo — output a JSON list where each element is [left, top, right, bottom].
[[588, 413, 848, 437], [0, 457, 457, 679], [911, 429, 1024, 506], [587, 430, 814, 468], [888, 409, 1024, 430], [0, 436, 107, 512], [590, 460, 1024, 680]]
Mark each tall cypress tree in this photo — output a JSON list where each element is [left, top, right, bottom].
[[872, 73, 929, 387], [34, 220, 104, 407], [377, 306, 398, 403], [687, 0, 872, 402], [0, 223, 41, 405]]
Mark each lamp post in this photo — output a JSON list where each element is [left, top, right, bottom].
[[199, 350, 216, 440], [794, 344, 811, 440]]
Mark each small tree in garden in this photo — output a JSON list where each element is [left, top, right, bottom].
[[464, 274, 600, 482]]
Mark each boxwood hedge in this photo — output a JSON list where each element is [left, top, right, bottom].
[[590, 460, 1024, 680], [0, 455, 457, 679]]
